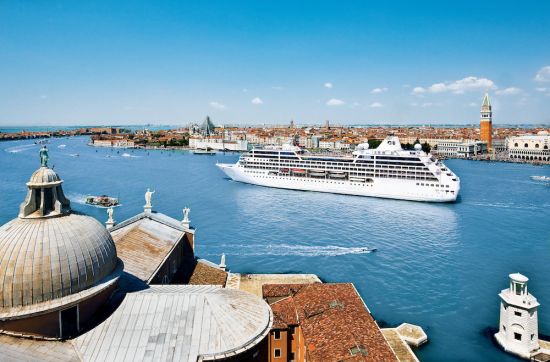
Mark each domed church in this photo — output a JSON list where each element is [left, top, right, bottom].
[[0, 147, 122, 339], [0, 148, 273, 361]]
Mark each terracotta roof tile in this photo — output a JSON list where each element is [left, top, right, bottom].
[[187, 260, 228, 286], [263, 283, 397, 362]]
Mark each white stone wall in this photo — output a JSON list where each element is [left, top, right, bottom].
[[507, 135, 550, 162], [498, 301, 539, 357]]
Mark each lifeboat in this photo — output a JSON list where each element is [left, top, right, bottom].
[[329, 171, 347, 179], [349, 177, 366, 182], [309, 169, 326, 177], [291, 168, 306, 174]]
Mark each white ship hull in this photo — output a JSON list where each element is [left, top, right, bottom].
[[217, 163, 458, 202]]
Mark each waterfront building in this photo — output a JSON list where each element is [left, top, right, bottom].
[[189, 135, 249, 151], [262, 283, 398, 361], [507, 131, 550, 162], [480, 93, 493, 150], [435, 140, 487, 158]]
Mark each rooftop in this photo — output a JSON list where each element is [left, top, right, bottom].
[[109, 211, 193, 283], [74, 285, 273, 361], [263, 283, 397, 362]]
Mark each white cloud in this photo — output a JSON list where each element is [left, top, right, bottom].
[[413, 76, 496, 95], [369, 102, 383, 108], [412, 87, 426, 95], [535, 66, 550, 82], [468, 102, 477, 107], [209, 101, 226, 110], [421, 102, 433, 108], [495, 87, 522, 95], [324, 82, 333, 89], [251, 97, 263, 105], [370, 87, 388, 94], [326, 98, 345, 106], [536, 87, 547, 92]]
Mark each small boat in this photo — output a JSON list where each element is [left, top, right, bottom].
[[349, 177, 366, 182], [291, 168, 306, 175], [57, 144, 66, 149], [530, 176, 550, 182], [85, 195, 119, 207], [193, 149, 216, 155], [70, 153, 80, 157]]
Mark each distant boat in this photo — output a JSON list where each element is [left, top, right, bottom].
[[34, 139, 49, 145], [86, 195, 119, 207], [70, 153, 79, 157], [193, 149, 216, 155], [122, 153, 131, 157], [530, 176, 550, 182], [58, 144, 66, 149]]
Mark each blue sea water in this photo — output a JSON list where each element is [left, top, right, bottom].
[[1, 136, 549, 362]]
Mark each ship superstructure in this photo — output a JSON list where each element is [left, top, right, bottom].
[[217, 135, 460, 202]]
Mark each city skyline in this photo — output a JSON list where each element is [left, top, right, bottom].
[[1, 1, 550, 125]]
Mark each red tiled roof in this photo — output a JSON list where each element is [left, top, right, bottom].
[[263, 283, 397, 362]]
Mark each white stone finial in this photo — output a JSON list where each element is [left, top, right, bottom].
[[219, 253, 226, 271], [106, 207, 115, 229], [182, 207, 190, 228], [144, 188, 155, 213]]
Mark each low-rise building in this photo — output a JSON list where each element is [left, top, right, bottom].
[[435, 140, 487, 158], [507, 132, 550, 162], [262, 283, 398, 362]]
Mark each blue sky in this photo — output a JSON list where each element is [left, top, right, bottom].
[[1, 1, 549, 125]]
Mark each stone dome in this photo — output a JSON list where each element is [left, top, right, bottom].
[[0, 147, 120, 320], [0, 213, 118, 311], [28, 166, 61, 185]]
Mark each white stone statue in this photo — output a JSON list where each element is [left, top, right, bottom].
[[182, 207, 190, 222], [145, 188, 155, 208], [106, 207, 115, 228], [219, 253, 226, 270]]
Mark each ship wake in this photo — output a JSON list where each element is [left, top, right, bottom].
[[217, 243, 376, 257]]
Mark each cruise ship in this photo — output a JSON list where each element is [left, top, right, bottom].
[[216, 135, 460, 202]]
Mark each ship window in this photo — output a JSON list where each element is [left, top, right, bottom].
[[514, 311, 522, 317], [514, 333, 522, 341], [274, 330, 281, 340], [274, 348, 282, 358]]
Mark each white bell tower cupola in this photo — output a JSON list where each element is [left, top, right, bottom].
[[495, 273, 540, 359]]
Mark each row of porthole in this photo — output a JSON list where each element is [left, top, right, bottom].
[[416, 182, 451, 189]]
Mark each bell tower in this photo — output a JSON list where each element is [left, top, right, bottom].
[[495, 273, 540, 359], [480, 93, 493, 150]]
